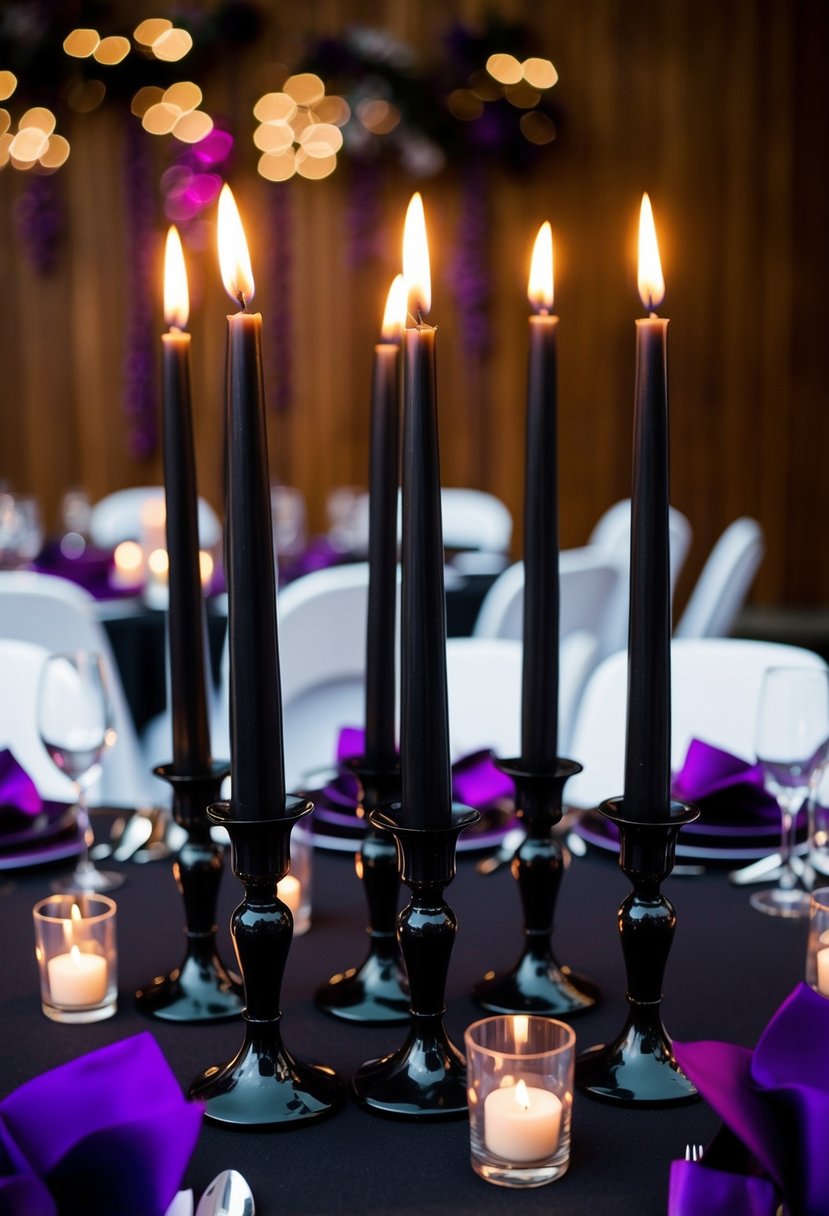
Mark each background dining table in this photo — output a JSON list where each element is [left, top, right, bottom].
[[0, 816, 808, 1215]]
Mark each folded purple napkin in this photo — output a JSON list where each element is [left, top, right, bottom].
[[0, 1033, 202, 1216], [671, 739, 779, 824], [669, 983, 829, 1216], [334, 727, 513, 811], [0, 751, 42, 820]]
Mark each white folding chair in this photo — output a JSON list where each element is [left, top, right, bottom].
[[472, 548, 619, 647], [587, 498, 693, 656], [89, 486, 221, 550], [0, 572, 152, 805], [567, 637, 829, 809], [674, 518, 764, 639]]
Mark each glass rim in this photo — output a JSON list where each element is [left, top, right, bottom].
[[33, 893, 117, 924], [810, 887, 829, 910], [464, 1014, 576, 1059]]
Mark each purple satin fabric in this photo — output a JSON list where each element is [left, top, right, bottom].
[[335, 727, 513, 810], [672, 983, 829, 1216], [0, 752, 42, 819], [0, 1033, 202, 1216], [668, 1160, 779, 1216], [671, 739, 779, 823]]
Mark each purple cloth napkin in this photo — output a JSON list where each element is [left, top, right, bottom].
[[0, 752, 42, 820], [0, 1033, 202, 1216], [335, 727, 513, 810], [669, 983, 829, 1216], [671, 739, 779, 824]]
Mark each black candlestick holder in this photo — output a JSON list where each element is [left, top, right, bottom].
[[473, 757, 599, 1018], [352, 803, 480, 1120], [189, 797, 343, 1127], [315, 761, 409, 1024], [135, 762, 243, 1022], [576, 797, 700, 1106]]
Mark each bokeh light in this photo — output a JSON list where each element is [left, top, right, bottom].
[[258, 148, 297, 182], [505, 80, 540, 109], [19, 108, 55, 136], [520, 111, 556, 145], [299, 123, 343, 157], [295, 148, 337, 180], [522, 57, 558, 89], [152, 28, 193, 62], [254, 121, 294, 154], [93, 36, 130, 65], [164, 81, 201, 112], [63, 29, 99, 58], [134, 18, 172, 46], [67, 79, 106, 113], [142, 102, 179, 135], [486, 53, 523, 85], [283, 73, 325, 106], [254, 78, 346, 182], [39, 134, 71, 169], [130, 86, 163, 117], [357, 99, 400, 134], [10, 128, 48, 163], [173, 110, 214, 143], [253, 92, 297, 124], [447, 89, 484, 121]]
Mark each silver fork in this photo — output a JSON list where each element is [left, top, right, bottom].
[[684, 1144, 704, 1162]]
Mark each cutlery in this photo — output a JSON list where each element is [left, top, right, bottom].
[[111, 810, 155, 862], [684, 1143, 703, 1162], [195, 1169, 255, 1216], [164, 1190, 194, 1216]]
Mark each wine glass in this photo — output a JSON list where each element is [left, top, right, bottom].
[[37, 651, 123, 893], [751, 665, 829, 917]]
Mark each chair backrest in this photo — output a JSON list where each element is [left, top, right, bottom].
[[0, 638, 70, 800], [89, 487, 222, 550], [587, 498, 693, 656], [567, 637, 829, 808], [213, 563, 399, 793], [472, 548, 619, 646], [439, 489, 513, 553], [674, 518, 764, 639], [0, 571, 151, 805]]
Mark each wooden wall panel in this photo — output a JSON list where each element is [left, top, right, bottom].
[[0, 0, 826, 610]]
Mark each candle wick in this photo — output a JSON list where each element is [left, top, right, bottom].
[[416, 303, 423, 326], [236, 290, 248, 313]]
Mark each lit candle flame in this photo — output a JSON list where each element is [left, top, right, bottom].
[[64, 902, 82, 950], [528, 222, 554, 313], [69, 944, 83, 967], [637, 193, 665, 312], [514, 1079, 531, 1111], [218, 183, 255, 308], [164, 226, 189, 329], [402, 192, 431, 323], [381, 273, 406, 342]]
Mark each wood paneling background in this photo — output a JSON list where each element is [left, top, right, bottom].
[[1, 0, 827, 609]]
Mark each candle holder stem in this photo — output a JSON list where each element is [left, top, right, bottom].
[[189, 798, 343, 1127], [352, 804, 479, 1119], [316, 763, 409, 1024], [135, 762, 243, 1022], [576, 798, 700, 1106], [473, 758, 599, 1018]]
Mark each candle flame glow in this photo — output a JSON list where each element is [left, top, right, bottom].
[[513, 1014, 529, 1048], [528, 222, 553, 313], [402, 192, 431, 322], [514, 1079, 531, 1111], [69, 944, 82, 967], [637, 193, 665, 311], [218, 183, 255, 307], [164, 225, 189, 329], [381, 273, 406, 342]]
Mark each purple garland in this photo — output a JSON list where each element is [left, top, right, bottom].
[[266, 182, 294, 415], [449, 159, 492, 360], [14, 173, 63, 276], [344, 159, 385, 270], [122, 119, 158, 461]]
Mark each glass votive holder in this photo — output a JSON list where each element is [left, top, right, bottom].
[[33, 894, 118, 1023], [464, 1014, 575, 1188], [806, 887, 829, 996], [278, 824, 312, 936]]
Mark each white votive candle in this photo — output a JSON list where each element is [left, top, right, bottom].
[[47, 945, 108, 1007], [484, 1079, 562, 1162]]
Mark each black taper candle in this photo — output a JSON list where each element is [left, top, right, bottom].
[[219, 187, 286, 819], [364, 277, 404, 771], [521, 222, 559, 771], [399, 194, 452, 829], [623, 194, 671, 822], [161, 229, 212, 773]]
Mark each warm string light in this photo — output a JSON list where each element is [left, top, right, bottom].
[[253, 73, 349, 182]]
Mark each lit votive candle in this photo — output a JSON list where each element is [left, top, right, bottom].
[[111, 539, 145, 590], [816, 942, 829, 996], [47, 944, 107, 1006], [484, 1079, 562, 1162], [278, 875, 309, 936]]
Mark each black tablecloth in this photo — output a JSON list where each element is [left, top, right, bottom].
[[0, 833, 807, 1215]]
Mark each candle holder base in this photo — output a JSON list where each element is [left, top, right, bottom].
[[189, 797, 343, 1128], [190, 1021, 343, 1127], [135, 763, 243, 1023], [473, 759, 599, 1019], [316, 762, 409, 1025], [352, 1012, 468, 1119], [576, 798, 700, 1108], [351, 804, 480, 1120]]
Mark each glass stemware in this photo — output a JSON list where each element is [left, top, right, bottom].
[[37, 651, 123, 894], [751, 665, 829, 918]]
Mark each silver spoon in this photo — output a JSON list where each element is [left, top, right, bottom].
[[195, 1170, 255, 1216]]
